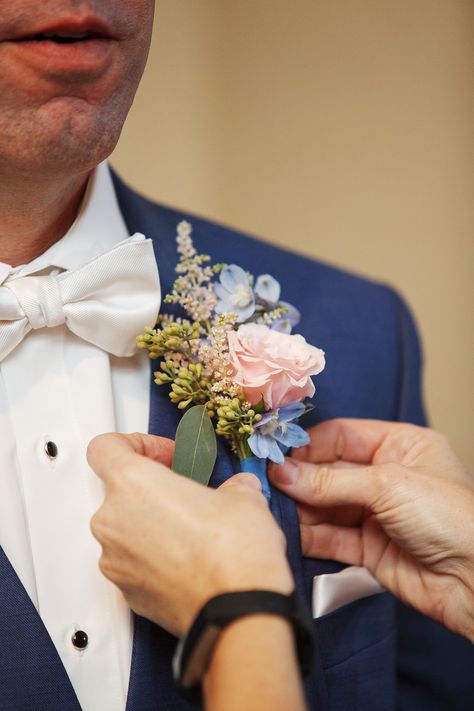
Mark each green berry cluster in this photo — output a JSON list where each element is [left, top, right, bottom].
[[157, 362, 212, 410], [214, 397, 263, 459], [136, 320, 200, 360]]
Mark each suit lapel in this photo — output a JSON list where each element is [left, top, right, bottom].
[[0, 547, 81, 711]]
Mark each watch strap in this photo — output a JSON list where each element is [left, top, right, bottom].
[[173, 590, 314, 704]]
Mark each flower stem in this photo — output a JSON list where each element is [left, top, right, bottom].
[[236, 438, 252, 461]]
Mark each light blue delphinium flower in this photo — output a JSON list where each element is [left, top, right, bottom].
[[214, 265, 255, 322], [248, 402, 310, 464], [270, 301, 301, 334], [254, 275, 301, 333], [255, 274, 281, 303]]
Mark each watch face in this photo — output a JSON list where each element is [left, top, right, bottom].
[[181, 625, 222, 688], [172, 637, 185, 682]]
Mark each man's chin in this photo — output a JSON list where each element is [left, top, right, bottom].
[[0, 98, 124, 178]]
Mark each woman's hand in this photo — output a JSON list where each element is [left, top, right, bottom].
[[88, 432, 294, 639], [268, 419, 474, 643]]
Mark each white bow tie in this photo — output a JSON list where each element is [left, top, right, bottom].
[[0, 234, 161, 362]]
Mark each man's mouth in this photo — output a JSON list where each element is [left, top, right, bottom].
[[3, 17, 115, 45], [21, 30, 109, 45], [1, 18, 117, 74]]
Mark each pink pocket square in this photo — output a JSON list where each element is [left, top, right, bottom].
[[312, 566, 385, 618]]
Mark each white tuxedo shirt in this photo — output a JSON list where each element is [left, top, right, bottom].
[[0, 162, 150, 711]]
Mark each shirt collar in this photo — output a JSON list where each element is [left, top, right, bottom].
[[2, 161, 129, 281]]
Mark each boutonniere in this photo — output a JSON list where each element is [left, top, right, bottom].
[[137, 221, 325, 500]]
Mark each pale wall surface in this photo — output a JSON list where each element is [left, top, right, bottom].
[[112, 0, 474, 469]]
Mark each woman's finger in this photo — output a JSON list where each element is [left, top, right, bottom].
[[300, 523, 363, 565], [269, 457, 403, 510], [87, 432, 175, 483], [297, 502, 366, 527], [219, 473, 263, 493], [291, 418, 415, 465]]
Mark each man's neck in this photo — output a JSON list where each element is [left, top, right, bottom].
[[0, 171, 91, 267]]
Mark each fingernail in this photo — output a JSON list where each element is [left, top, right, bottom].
[[222, 473, 262, 492], [268, 458, 299, 485]]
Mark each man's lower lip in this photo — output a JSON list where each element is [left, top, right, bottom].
[[3, 38, 115, 73]]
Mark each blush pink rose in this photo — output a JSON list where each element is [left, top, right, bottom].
[[227, 323, 325, 409]]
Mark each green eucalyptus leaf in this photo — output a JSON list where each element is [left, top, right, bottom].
[[172, 405, 217, 485]]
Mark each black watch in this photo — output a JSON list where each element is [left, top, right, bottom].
[[172, 590, 314, 705]]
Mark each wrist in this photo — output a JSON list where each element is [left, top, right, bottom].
[[204, 614, 295, 681], [211, 560, 295, 599], [173, 590, 314, 704], [181, 564, 295, 637], [203, 615, 303, 711]]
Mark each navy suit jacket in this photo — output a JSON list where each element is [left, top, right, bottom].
[[0, 173, 472, 710]]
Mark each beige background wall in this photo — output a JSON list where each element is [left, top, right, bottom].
[[112, 0, 474, 469]]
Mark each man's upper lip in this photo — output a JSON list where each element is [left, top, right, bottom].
[[6, 17, 115, 42]]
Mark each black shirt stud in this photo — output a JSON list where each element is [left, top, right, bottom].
[[44, 441, 58, 459], [72, 630, 88, 650]]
